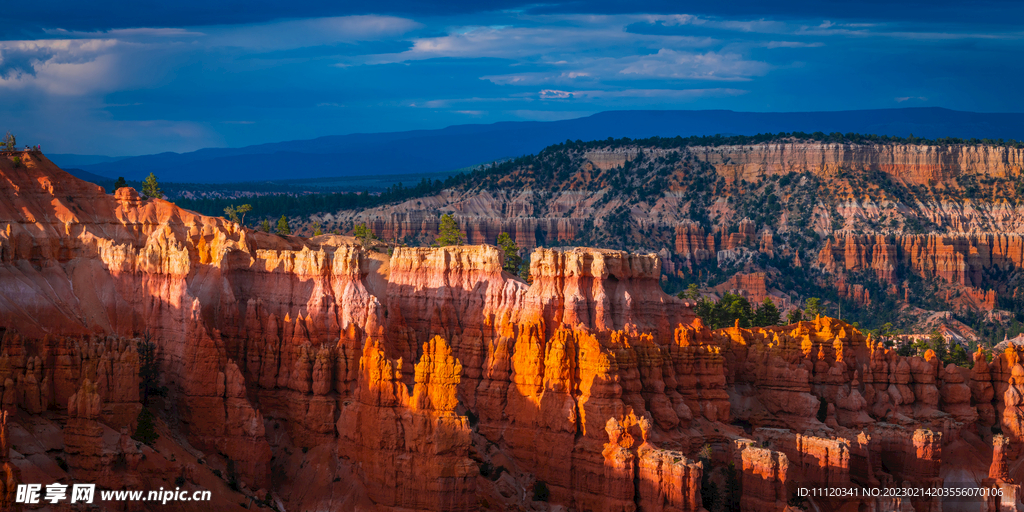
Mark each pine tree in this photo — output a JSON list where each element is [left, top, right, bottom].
[[224, 205, 239, 223], [236, 204, 252, 224], [519, 252, 531, 282], [260, 219, 271, 232], [313, 222, 323, 236], [276, 215, 290, 235], [948, 343, 970, 368], [113, 176, 127, 192], [2, 132, 14, 151], [138, 335, 159, 405], [353, 223, 377, 245], [804, 297, 823, 318], [787, 308, 804, 324], [754, 297, 781, 326], [434, 213, 464, 246], [929, 329, 948, 361], [141, 173, 162, 199], [497, 232, 521, 273], [132, 407, 160, 445]]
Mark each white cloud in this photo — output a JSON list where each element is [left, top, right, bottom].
[[766, 41, 824, 48], [482, 49, 768, 85], [617, 49, 770, 81], [536, 88, 747, 100], [202, 15, 422, 50], [0, 39, 121, 95], [540, 89, 573, 99], [364, 23, 714, 64]]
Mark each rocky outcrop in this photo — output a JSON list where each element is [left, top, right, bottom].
[[735, 439, 790, 512], [1, 157, 1024, 511], [337, 335, 476, 510], [0, 411, 20, 511], [63, 378, 106, 481], [689, 142, 1024, 185], [302, 141, 1024, 321], [817, 232, 1024, 292]]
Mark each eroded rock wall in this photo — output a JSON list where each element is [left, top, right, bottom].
[[0, 156, 1022, 511]]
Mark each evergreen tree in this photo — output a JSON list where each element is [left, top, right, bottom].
[[223, 204, 251, 225], [141, 173, 162, 199], [698, 444, 717, 512], [276, 215, 291, 235], [678, 283, 700, 301], [753, 297, 781, 326], [260, 219, 271, 232], [313, 222, 323, 236], [947, 342, 970, 368], [113, 176, 127, 192], [497, 232, 522, 274], [353, 223, 377, 245], [434, 213, 464, 246], [725, 462, 741, 512], [132, 407, 160, 445], [137, 335, 160, 405], [519, 252, 531, 282], [2, 132, 14, 151], [804, 297, 824, 318], [236, 204, 251, 224], [929, 329, 948, 361], [911, 337, 931, 356], [896, 341, 916, 357], [787, 308, 804, 324], [693, 292, 755, 329]]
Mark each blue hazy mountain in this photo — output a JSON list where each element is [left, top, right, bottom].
[[76, 107, 1024, 183]]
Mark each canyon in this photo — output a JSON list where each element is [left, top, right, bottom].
[[306, 140, 1024, 333], [0, 153, 1022, 511]]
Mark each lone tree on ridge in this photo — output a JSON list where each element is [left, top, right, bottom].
[[434, 213, 464, 246], [141, 173, 162, 199]]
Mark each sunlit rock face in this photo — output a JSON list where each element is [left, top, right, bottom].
[[0, 155, 1022, 511], [329, 141, 1024, 319]]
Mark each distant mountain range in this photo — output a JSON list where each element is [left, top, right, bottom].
[[58, 107, 1024, 184]]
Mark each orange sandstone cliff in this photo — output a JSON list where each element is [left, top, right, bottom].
[[306, 140, 1024, 322], [0, 153, 1022, 511]]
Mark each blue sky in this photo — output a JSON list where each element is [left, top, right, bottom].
[[3, 1, 1023, 155]]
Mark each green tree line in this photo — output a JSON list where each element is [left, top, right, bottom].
[[174, 176, 472, 221]]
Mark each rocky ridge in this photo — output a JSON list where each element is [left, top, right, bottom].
[[306, 140, 1024, 329], [0, 154, 1022, 511]]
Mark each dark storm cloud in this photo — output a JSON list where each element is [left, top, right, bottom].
[[2, 2, 1022, 155]]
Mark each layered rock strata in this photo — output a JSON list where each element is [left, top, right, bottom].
[[0, 156, 1022, 511]]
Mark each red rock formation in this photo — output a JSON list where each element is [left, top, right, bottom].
[[1, 157, 1024, 512], [713, 272, 772, 305], [989, 434, 1011, 481], [636, 443, 703, 512], [818, 233, 1024, 299], [0, 411, 20, 511], [63, 378, 105, 480], [735, 439, 790, 512], [1001, 363, 1024, 460], [337, 335, 476, 511], [302, 141, 1024, 321], [674, 221, 716, 268]]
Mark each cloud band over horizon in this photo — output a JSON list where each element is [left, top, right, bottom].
[[2, 1, 1023, 155]]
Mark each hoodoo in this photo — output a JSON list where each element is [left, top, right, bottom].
[[0, 152, 1022, 511]]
